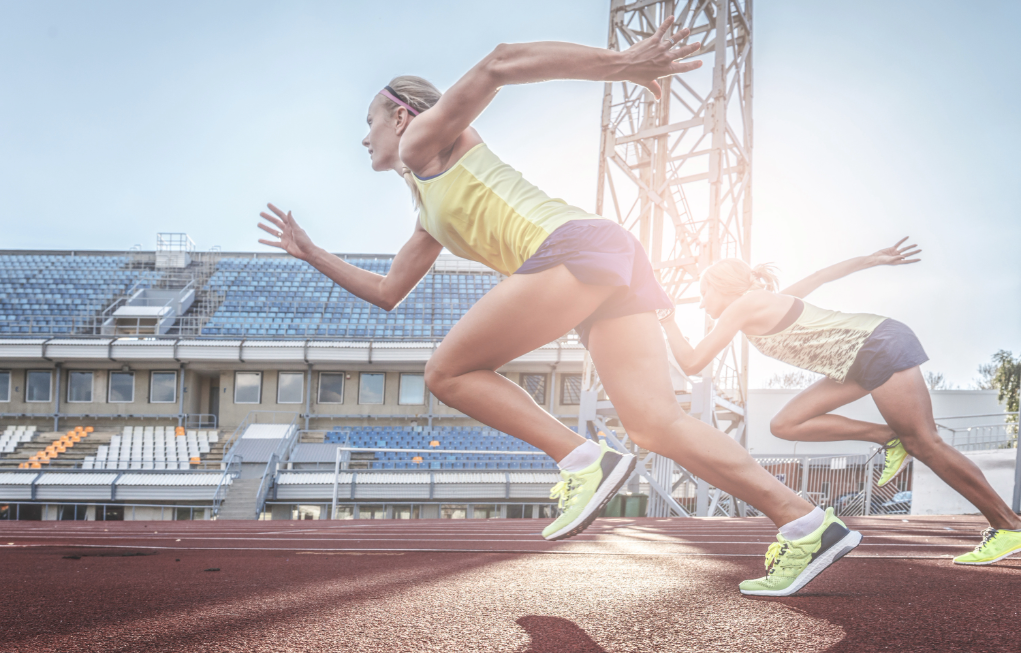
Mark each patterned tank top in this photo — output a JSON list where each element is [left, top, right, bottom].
[[746, 300, 888, 383], [411, 143, 605, 276]]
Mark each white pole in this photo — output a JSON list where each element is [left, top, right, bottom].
[[331, 445, 341, 520]]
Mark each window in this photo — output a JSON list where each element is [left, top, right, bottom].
[[26, 370, 52, 403], [399, 373, 425, 405], [277, 372, 303, 404], [520, 373, 547, 405], [318, 373, 345, 404], [359, 373, 385, 405], [150, 371, 178, 403], [0, 371, 9, 402], [108, 372, 134, 403], [67, 371, 94, 403], [234, 372, 262, 404], [560, 374, 583, 406]]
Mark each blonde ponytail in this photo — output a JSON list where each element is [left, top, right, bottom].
[[380, 76, 442, 210], [702, 258, 780, 296], [749, 263, 780, 292]]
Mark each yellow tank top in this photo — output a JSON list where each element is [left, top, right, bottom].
[[412, 143, 604, 276], [746, 301, 887, 383]]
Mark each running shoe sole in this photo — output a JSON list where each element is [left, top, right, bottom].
[[877, 454, 913, 488], [542, 452, 637, 541], [740, 529, 863, 597]]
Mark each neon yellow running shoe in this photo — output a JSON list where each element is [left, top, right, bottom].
[[541, 441, 636, 541], [740, 507, 862, 596], [877, 438, 911, 487], [953, 528, 1021, 565]]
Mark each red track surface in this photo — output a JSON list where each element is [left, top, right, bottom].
[[0, 515, 1017, 652]]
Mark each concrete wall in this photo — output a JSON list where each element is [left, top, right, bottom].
[[746, 389, 1004, 456], [0, 365, 198, 423], [912, 449, 1018, 516]]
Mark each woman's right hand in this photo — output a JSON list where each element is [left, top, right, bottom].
[[868, 237, 922, 267], [258, 203, 319, 261], [615, 16, 704, 99]]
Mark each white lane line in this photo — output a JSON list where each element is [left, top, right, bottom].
[[1, 542, 967, 560]]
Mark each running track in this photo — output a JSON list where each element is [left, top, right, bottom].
[[0, 516, 1017, 652]]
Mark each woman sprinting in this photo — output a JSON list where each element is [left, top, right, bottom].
[[257, 17, 859, 595], [662, 239, 1021, 565]]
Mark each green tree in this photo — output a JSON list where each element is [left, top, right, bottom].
[[990, 350, 1019, 415]]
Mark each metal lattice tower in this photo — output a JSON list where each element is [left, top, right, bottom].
[[580, 0, 753, 517]]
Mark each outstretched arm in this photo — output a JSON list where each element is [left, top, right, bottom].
[[781, 237, 921, 299], [258, 203, 443, 311], [661, 299, 756, 376], [400, 16, 703, 171]]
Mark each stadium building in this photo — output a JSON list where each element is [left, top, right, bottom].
[[1, 237, 1012, 522]]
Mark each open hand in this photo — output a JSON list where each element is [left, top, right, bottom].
[[616, 16, 703, 99], [870, 237, 921, 266], [258, 203, 318, 261]]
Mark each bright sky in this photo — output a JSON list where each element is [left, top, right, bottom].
[[1, 1, 1018, 389]]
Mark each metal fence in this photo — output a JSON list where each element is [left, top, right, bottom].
[[657, 452, 912, 518]]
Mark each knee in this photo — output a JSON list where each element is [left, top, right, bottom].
[[423, 360, 453, 402], [625, 408, 690, 451], [899, 431, 943, 457], [769, 414, 798, 441]]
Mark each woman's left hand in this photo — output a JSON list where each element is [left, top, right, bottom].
[[869, 237, 922, 266], [615, 16, 703, 99]]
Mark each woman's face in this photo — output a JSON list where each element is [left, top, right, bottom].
[[699, 277, 740, 320], [362, 97, 401, 172]]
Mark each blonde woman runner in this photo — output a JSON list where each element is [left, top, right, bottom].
[[257, 17, 860, 596], [662, 239, 1021, 567]]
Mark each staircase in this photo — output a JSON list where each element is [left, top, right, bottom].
[[216, 477, 263, 520]]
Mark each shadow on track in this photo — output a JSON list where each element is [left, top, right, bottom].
[[516, 616, 607, 653]]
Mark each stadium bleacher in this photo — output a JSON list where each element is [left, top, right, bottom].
[[325, 426, 561, 470], [0, 255, 141, 334], [85, 427, 219, 470], [199, 257, 496, 339], [2, 425, 38, 454]]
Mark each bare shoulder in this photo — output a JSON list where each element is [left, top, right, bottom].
[[401, 124, 484, 177]]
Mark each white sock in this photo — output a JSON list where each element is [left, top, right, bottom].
[[557, 440, 601, 473], [778, 507, 825, 541]]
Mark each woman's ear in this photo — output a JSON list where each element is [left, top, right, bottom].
[[394, 108, 413, 136]]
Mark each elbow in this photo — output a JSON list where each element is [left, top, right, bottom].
[[481, 43, 517, 86], [377, 297, 398, 312]]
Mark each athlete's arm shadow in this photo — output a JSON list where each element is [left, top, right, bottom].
[[516, 615, 607, 653]]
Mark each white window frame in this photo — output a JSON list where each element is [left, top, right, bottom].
[[234, 371, 262, 405], [358, 372, 385, 405], [108, 371, 135, 404], [318, 372, 345, 404], [66, 371, 94, 403], [26, 370, 53, 403], [560, 374, 583, 406], [398, 373, 425, 406], [277, 371, 304, 404], [149, 371, 178, 404], [0, 370, 10, 402]]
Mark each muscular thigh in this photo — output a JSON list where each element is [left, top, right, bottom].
[[870, 366, 937, 438], [429, 265, 616, 377], [773, 377, 871, 426], [586, 312, 684, 433]]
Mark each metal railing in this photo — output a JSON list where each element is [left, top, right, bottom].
[[211, 456, 242, 517], [0, 500, 214, 521], [936, 412, 1019, 451]]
